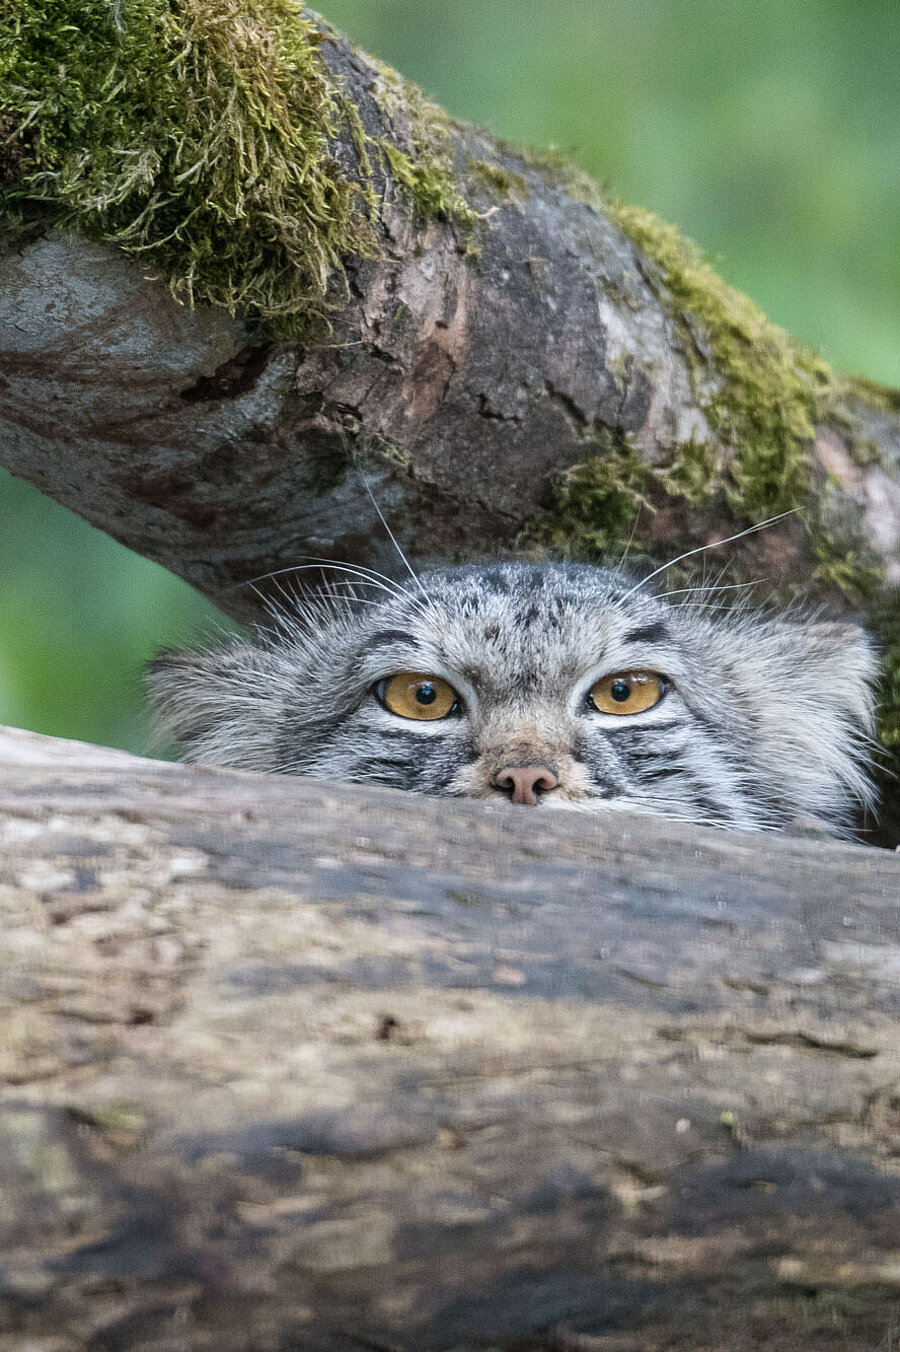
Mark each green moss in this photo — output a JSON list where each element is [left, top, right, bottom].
[[469, 159, 527, 203], [528, 431, 656, 559], [382, 141, 475, 227], [848, 439, 882, 469], [608, 202, 832, 518], [367, 60, 477, 230], [528, 431, 723, 566], [371, 438, 412, 469], [337, 92, 379, 224], [846, 374, 900, 413], [0, 0, 377, 331], [663, 439, 719, 507], [803, 475, 883, 600]]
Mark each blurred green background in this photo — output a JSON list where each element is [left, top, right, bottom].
[[1, 0, 898, 753]]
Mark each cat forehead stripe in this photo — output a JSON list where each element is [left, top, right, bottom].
[[364, 629, 420, 651], [622, 621, 670, 646]]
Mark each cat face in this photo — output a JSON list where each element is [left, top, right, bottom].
[[149, 562, 877, 834]]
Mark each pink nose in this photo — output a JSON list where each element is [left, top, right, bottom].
[[491, 764, 559, 806]]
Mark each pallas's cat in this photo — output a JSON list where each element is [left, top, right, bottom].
[[149, 560, 877, 836]]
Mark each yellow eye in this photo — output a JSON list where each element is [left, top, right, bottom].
[[589, 670, 666, 715], [377, 672, 458, 721]]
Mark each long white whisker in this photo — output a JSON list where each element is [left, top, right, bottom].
[[235, 558, 409, 594], [244, 569, 400, 606], [662, 579, 767, 601], [622, 510, 798, 601], [614, 501, 644, 573], [354, 457, 431, 604], [234, 560, 431, 617]]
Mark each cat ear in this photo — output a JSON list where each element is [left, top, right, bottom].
[[147, 643, 281, 769], [784, 619, 876, 725], [743, 617, 878, 827], [146, 648, 220, 756]]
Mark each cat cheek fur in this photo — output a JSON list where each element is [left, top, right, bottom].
[[724, 618, 878, 827]]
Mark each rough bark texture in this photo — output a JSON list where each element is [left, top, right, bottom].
[[0, 14, 899, 616], [1, 723, 899, 1352]]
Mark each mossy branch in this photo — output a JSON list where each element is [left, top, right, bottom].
[[1, 0, 378, 327]]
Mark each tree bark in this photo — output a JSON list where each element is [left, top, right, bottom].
[[0, 11, 899, 618], [1, 723, 899, 1352]]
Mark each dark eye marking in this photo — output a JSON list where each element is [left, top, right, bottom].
[[364, 630, 419, 652], [358, 726, 445, 744], [597, 720, 681, 738], [622, 620, 670, 646], [633, 762, 685, 782], [282, 713, 344, 739], [353, 755, 416, 773]]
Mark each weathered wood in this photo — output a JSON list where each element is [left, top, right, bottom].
[[1, 723, 899, 1351]]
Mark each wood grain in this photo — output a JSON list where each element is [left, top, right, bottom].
[[1, 725, 898, 1350]]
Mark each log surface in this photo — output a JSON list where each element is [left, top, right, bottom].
[[1, 724, 899, 1351]]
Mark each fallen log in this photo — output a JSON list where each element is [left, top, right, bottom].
[[2, 723, 899, 1351]]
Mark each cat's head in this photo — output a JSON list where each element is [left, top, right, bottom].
[[148, 561, 878, 834]]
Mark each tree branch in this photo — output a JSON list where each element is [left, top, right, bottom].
[[0, 6, 898, 616], [2, 5, 899, 844]]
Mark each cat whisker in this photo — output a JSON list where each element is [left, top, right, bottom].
[[662, 579, 767, 602], [303, 579, 424, 610], [353, 456, 433, 607], [623, 509, 798, 601], [614, 502, 644, 573], [234, 555, 420, 597], [237, 560, 433, 619]]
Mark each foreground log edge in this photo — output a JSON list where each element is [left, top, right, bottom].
[[0, 725, 899, 1351]]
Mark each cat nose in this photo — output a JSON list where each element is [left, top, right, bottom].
[[491, 763, 559, 806]]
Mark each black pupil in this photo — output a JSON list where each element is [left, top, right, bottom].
[[610, 678, 631, 703], [415, 682, 437, 705]]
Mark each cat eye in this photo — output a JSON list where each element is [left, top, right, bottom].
[[375, 672, 459, 721], [589, 670, 666, 715]]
